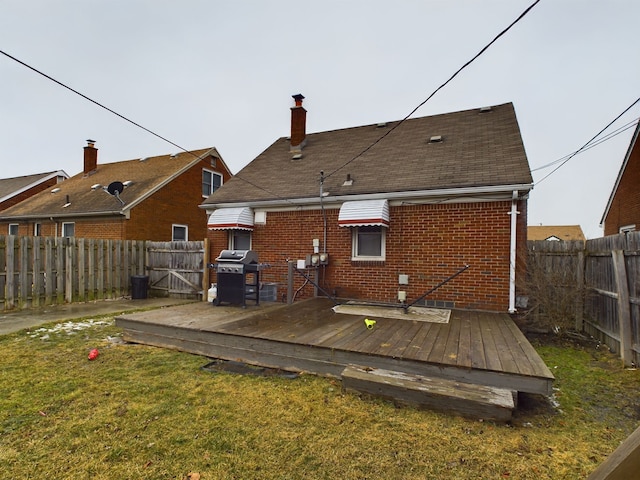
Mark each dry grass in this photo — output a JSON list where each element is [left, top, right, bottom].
[[1, 316, 639, 479]]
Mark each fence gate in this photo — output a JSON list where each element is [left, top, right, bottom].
[[146, 241, 206, 299]]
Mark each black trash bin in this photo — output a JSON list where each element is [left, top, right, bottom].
[[131, 275, 149, 299]]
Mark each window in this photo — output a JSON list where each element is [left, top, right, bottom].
[[34, 223, 41, 236], [172, 224, 188, 241], [202, 170, 222, 196], [61, 222, 75, 237], [229, 230, 251, 250], [620, 224, 636, 234], [352, 226, 385, 260], [8, 224, 19, 235]]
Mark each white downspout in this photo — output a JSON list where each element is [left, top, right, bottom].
[[508, 190, 520, 313]]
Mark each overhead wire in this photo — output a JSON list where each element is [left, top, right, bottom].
[[323, 0, 541, 180], [534, 96, 640, 185]]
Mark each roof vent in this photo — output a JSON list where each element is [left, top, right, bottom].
[[91, 183, 102, 190], [376, 122, 388, 128], [343, 174, 354, 186], [429, 135, 443, 143], [51, 187, 61, 194], [292, 153, 303, 160], [170, 153, 179, 158], [139, 157, 149, 162], [479, 106, 493, 113], [62, 195, 71, 208]]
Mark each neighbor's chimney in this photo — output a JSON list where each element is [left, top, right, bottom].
[[290, 94, 306, 151], [83, 139, 98, 175]]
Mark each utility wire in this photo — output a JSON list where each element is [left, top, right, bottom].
[[0, 49, 192, 155], [535, 97, 640, 185], [531, 117, 639, 172], [323, 0, 541, 179]]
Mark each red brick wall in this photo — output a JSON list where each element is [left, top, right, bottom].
[[207, 199, 529, 312], [604, 141, 640, 235]]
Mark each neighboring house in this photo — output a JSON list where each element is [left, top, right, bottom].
[[601, 121, 640, 235], [527, 225, 586, 242], [0, 141, 231, 241], [202, 96, 533, 313], [0, 171, 69, 217]]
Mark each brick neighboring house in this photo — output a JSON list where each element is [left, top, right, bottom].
[[202, 96, 533, 312], [0, 171, 69, 216], [0, 141, 231, 241], [527, 225, 586, 241], [601, 121, 640, 235]]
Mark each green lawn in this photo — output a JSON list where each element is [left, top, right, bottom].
[[1, 316, 638, 479]]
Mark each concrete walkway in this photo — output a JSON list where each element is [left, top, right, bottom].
[[0, 297, 200, 335]]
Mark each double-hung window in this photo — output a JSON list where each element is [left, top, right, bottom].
[[229, 230, 251, 250], [202, 170, 222, 197], [62, 222, 75, 237]]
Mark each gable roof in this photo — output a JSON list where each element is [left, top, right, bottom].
[[203, 102, 532, 207], [0, 171, 69, 204], [0, 148, 222, 220], [527, 225, 586, 241], [600, 120, 640, 225]]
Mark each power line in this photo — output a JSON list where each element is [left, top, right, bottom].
[[0, 49, 193, 155], [324, 0, 541, 179], [531, 117, 639, 172], [535, 97, 640, 185]]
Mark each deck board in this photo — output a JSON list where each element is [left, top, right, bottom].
[[115, 298, 555, 396]]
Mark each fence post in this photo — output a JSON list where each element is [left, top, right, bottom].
[[65, 237, 73, 303], [202, 238, 210, 302], [6, 235, 15, 310], [612, 249, 632, 367], [575, 249, 585, 331]]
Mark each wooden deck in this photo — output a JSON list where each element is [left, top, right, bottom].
[[115, 298, 554, 396]]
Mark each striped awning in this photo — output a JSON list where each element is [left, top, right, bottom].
[[207, 207, 254, 230], [338, 199, 389, 227]]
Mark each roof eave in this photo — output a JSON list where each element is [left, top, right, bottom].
[[201, 183, 533, 211]]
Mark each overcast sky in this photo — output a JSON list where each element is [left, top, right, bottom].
[[2, 1, 639, 238]]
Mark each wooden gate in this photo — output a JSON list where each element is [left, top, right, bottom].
[[146, 240, 207, 299]]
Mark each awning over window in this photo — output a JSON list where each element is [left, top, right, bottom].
[[338, 199, 389, 227], [207, 207, 254, 231]]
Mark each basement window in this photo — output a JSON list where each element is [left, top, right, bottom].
[[352, 226, 385, 261]]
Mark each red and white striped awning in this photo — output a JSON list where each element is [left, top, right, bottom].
[[338, 199, 389, 227], [207, 207, 254, 231]]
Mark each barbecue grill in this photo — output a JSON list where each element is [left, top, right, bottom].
[[212, 250, 263, 307]]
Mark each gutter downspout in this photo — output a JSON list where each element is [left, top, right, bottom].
[[508, 190, 519, 313]]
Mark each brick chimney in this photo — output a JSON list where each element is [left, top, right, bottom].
[[83, 139, 98, 175], [290, 94, 306, 151]]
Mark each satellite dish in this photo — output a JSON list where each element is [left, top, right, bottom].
[[107, 181, 124, 196]]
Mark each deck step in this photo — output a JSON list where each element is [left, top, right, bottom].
[[341, 365, 515, 422]]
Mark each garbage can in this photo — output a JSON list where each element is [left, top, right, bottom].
[[131, 275, 149, 299]]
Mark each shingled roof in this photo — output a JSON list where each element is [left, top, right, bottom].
[[0, 171, 68, 205], [203, 102, 532, 206], [0, 147, 219, 219]]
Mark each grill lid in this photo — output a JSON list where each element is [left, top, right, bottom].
[[215, 249, 258, 264]]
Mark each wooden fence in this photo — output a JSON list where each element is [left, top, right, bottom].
[[0, 235, 208, 311], [527, 231, 640, 366]]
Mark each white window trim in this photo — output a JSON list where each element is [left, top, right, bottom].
[[34, 223, 41, 236], [228, 229, 252, 250], [8, 223, 19, 235], [61, 222, 75, 237], [351, 226, 386, 261], [172, 224, 188, 241], [203, 169, 223, 198], [620, 224, 636, 234]]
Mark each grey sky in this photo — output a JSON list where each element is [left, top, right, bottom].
[[2, 0, 639, 238]]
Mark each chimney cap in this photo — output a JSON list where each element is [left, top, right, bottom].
[[86, 139, 96, 146], [292, 94, 305, 107]]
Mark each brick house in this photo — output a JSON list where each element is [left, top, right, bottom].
[[601, 121, 640, 235], [0, 141, 231, 241], [202, 96, 533, 312], [0, 171, 69, 216]]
